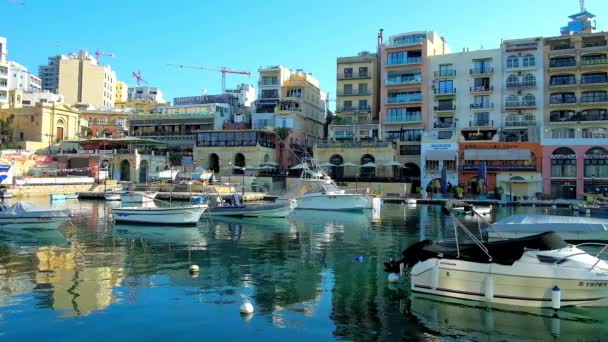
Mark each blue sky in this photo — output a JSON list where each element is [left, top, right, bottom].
[[1, 0, 606, 104]]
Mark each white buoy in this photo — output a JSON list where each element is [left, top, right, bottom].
[[586, 209, 591, 215], [551, 286, 561, 310], [189, 265, 200, 273], [387, 273, 400, 283], [240, 301, 254, 314], [552, 205, 557, 209]]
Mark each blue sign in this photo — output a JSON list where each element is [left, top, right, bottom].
[[462, 165, 537, 171]]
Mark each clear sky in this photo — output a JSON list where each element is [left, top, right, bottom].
[[1, 0, 606, 105]]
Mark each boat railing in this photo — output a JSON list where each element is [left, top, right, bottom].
[[442, 206, 493, 262], [470, 207, 508, 240], [576, 242, 608, 269]]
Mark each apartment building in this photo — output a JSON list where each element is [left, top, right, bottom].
[[127, 86, 165, 103], [380, 31, 449, 185], [0, 37, 8, 106], [7, 61, 42, 93], [39, 50, 117, 108], [541, 16, 608, 198]]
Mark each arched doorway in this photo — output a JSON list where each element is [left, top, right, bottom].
[[55, 119, 65, 142], [119, 160, 130, 181], [234, 153, 245, 175], [584, 147, 608, 194], [330, 154, 344, 180], [209, 153, 220, 173], [360, 154, 375, 179], [139, 160, 149, 183], [550, 147, 577, 198], [403, 162, 421, 193], [100, 159, 112, 180]]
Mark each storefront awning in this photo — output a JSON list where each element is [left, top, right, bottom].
[[426, 150, 457, 161], [464, 149, 530, 161]]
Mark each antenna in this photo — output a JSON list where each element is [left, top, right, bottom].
[[580, 0, 585, 12]]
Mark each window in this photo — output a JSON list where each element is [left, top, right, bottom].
[[358, 83, 368, 94], [581, 109, 608, 121], [506, 55, 519, 68], [343, 68, 353, 78], [474, 95, 490, 107], [437, 131, 453, 139], [522, 54, 535, 67], [359, 67, 368, 77], [286, 88, 303, 97], [387, 129, 422, 142], [550, 110, 576, 121], [358, 99, 368, 110], [474, 112, 489, 126], [584, 147, 608, 178], [522, 94, 536, 106], [550, 74, 576, 86], [426, 160, 439, 171], [343, 100, 352, 109], [551, 147, 577, 177], [261, 76, 278, 85], [473, 77, 490, 91], [581, 54, 607, 65], [581, 91, 608, 103], [582, 128, 607, 139], [550, 92, 576, 104], [473, 59, 492, 73], [96, 118, 107, 125], [581, 73, 608, 84], [437, 80, 454, 93], [436, 99, 454, 110], [387, 52, 405, 65], [115, 119, 126, 126], [343, 84, 353, 95], [400, 145, 421, 155], [261, 89, 279, 98], [386, 108, 421, 122], [506, 75, 519, 88], [551, 128, 575, 139], [522, 74, 536, 87]]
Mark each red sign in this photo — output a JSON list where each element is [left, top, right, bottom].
[[34, 156, 53, 164]]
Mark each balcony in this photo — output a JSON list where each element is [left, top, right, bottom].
[[470, 67, 493, 75], [505, 101, 536, 110], [550, 112, 608, 122], [549, 59, 577, 70], [507, 81, 537, 90], [549, 99, 577, 107], [335, 106, 372, 114], [580, 95, 608, 104], [550, 44, 575, 51], [386, 96, 422, 104], [337, 90, 372, 96], [469, 120, 494, 127], [386, 57, 423, 66], [386, 38, 424, 48], [581, 58, 608, 67], [470, 103, 493, 110], [470, 85, 493, 93], [582, 40, 608, 50], [317, 141, 396, 149], [549, 80, 576, 88], [434, 122, 456, 129], [504, 120, 536, 128], [433, 88, 456, 95], [462, 164, 537, 172], [434, 70, 456, 78], [434, 104, 456, 112], [337, 72, 371, 80], [385, 76, 422, 86], [581, 77, 608, 87], [257, 81, 280, 88]]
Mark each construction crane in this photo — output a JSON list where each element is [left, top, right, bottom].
[[167, 63, 250, 93], [94, 49, 114, 64], [132, 70, 147, 87]]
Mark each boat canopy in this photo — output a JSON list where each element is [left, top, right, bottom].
[[0, 202, 69, 218], [494, 214, 608, 233]]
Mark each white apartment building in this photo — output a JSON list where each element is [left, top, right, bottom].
[[0, 37, 8, 106], [225, 83, 255, 108], [127, 86, 166, 103], [8, 61, 42, 93]]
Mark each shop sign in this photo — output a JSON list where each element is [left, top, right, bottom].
[[551, 154, 577, 159], [430, 143, 455, 150], [585, 154, 608, 160]]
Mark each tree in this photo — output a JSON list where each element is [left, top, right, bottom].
[[0, 114, 15, 145]]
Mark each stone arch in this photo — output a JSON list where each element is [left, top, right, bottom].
[[139, 160, 149, 183], [209, 153, 220, 173], [55, 118, 65, 142], [234, 153, 245, 175], [329, 154, 344, 180], [360, 154, 375, 178], [119, 159, 130, 181]]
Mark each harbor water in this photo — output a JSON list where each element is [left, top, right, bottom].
[[1, 199, 607, 341]]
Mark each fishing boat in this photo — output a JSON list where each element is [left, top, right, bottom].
[[120, 191, 158, 204], [577, 204, 608, 216], [452, 205, 492, 215], [111, 204, 207, 226], [384, 202, 608, 308], [0, 202, 70, 230], [490, 214, 608, 241], [279, 170, 372, 211], [205, 194, 292, 218]]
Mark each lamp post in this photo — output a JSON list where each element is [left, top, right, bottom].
[[228, 161, 232, 186], [509, 173, 513, 202], [355, 172, 359, 192], [242, 167, 246, 196]]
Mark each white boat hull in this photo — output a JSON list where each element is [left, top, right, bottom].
[[207, 204, 292, 218], [112, 205, 206, 225], [453, 206, 492, 215], [295, 194, 373, 211], [104, 193, 122, 201], [410, 252, 608, 308], [121, 192, 158, 204], [0, 217, 68, 230]]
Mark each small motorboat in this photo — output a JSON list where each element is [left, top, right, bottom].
[[111, 204, 207, 226], [384, 202, 608, 308], [0, 202, 70, 230], [0, 191, 14, 199], [64, 194, 79, 199], [104, 192, 122, 201], [578, 204, 608, 216], [206, 194, 292, 218], [120, 191, 158, 204], [491, 214, 608, 241], [50, 194, 66, 201], [452, 205, 492, 215]]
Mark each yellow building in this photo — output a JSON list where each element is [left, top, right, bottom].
[[115, 100, 166, 113], [0, 101, 84, 152], [115, 81, 128, 103], [51, 50, 116, 108]]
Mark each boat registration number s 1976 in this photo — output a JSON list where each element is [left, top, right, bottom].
[[578, 282, 608, 287]]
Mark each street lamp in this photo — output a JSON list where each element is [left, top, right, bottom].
[[355, 172, 359, 192], [509, 173, 513, 202], [228, 161, 232, 185], [242, 167, 246, 196]]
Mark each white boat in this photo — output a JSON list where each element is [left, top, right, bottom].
[[0, 202, 70, 230], [64, 194, 79, 199], [279, 171, 373, 211], [50, 194, 66, 201], [490, 214, 608, 241], [104, 192, 122, 201], [405, 198, 417, 205], [120, 191, 158, 204], [452, 205, 492, 215], [0, 191, 14, 199], [384, 204, 608, 308], [207, 201, 292, 218], [112, 204, 207, 226]]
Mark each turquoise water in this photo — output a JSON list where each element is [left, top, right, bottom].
[[0, 200, 607, 341]]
